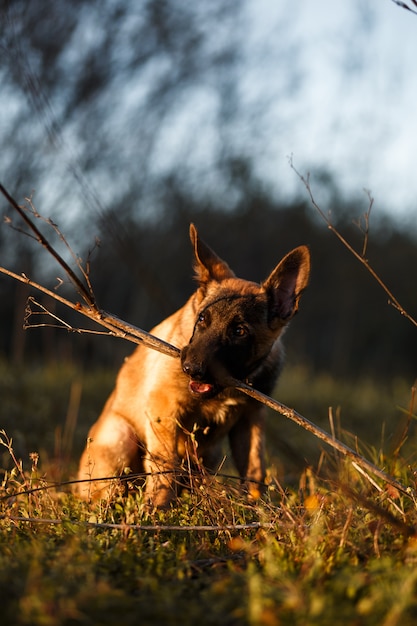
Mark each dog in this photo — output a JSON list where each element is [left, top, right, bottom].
[[76, 224, 310, 508]]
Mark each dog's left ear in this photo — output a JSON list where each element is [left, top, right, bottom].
[[262, 246, 310, 327], [189, 223, 235, 287]]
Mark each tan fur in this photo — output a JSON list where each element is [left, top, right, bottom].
[[76, 224, 310, 508]]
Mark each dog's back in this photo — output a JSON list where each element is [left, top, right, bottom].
[[76, 224, 310, 507]]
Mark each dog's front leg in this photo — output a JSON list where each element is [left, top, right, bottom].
[[143, 415, 179, 508], [228, 407, 266, 500], [76, 412, 141, 501]]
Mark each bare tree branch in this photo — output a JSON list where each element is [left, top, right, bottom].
[[232, 380, 414, 500], [0, 183, 95, 307], [0, 264, 180, 358], [289, 157, 417, 329], [391, 0, 417, 16], [24, 194, 97, 298]]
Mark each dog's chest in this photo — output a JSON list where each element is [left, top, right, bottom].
[[180, 394, 243, 435], [176, 398, 242, 460]]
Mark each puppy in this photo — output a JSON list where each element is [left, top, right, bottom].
[[76, 224, 310, 507]]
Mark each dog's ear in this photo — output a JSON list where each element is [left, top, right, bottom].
[[262, 246, 310, 327], [190, 223, 235, 287]]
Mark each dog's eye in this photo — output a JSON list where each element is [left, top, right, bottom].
[[232, 324, 247, 337], [197, 311, 209, 326]]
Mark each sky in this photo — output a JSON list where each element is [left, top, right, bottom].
[[243, 0, 417, 223], [2, 0, 417, 229]]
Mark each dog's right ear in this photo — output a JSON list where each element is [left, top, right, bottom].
[[190, 223, 235, 288], [262, 245, 310, 328]]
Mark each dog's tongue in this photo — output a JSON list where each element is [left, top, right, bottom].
[[189, 381, 213, 395]]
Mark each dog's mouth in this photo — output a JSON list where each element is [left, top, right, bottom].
[[188, 380, 217, 397]]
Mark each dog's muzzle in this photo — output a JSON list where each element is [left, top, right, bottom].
[[182, 361, 216, 397], [181, 349, 218, 397]]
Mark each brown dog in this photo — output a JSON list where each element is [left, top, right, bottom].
[[76, 224, 310, 507]]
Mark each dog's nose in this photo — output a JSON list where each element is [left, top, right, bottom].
[[182, 361, 205, 381]]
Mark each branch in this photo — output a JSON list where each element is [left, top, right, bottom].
[[24, 194, 98, 299], [352, 189, 373, 258], [1, 515, 272, 532], [232, 380, 414, 499], [0, 183, 95, 306], [0, 183, 414, 500], [289, 158, 417, 329], [0, 265, 180, 358], [391, 0, 417, 16]]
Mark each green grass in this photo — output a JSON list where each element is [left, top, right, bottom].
[[0, 360, 417, 625]]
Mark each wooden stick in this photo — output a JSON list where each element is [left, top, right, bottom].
[[2, 515, 273, 532], [232, 380, 414, 498], [0, 267, 180, 358]]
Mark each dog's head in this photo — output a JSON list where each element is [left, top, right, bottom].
[[180, 224, 310, 398]]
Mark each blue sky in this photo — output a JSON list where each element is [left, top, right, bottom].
[[242, 0, 417, 223], [2, 0, 417, 228]]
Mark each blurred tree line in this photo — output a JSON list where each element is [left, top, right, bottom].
[[0, 0, 416, 382], [1, 188, 416, 382]]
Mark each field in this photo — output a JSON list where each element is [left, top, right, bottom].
[[1, 359, 417, 626]]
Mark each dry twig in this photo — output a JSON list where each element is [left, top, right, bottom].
[[1, 515, 272, 532], [392, 0, 417, 16], [289, 157, 417, 329]]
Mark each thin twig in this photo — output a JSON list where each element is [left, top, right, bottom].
[[0, 183, 95, 306], [340, 485, 414, 537], [0, 266, 180, 358], [25, 194, 96, 297], [24, 297, 73, 331], [352, 189, 373, 258], [232, 380, 414, 499], [289, 158, 417, 328], [393, 382, 416, 459], [391, 0, 417, 16], [1, 515, 273, 532]]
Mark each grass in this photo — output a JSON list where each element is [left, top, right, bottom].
[[0, 359, 417, 625]]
